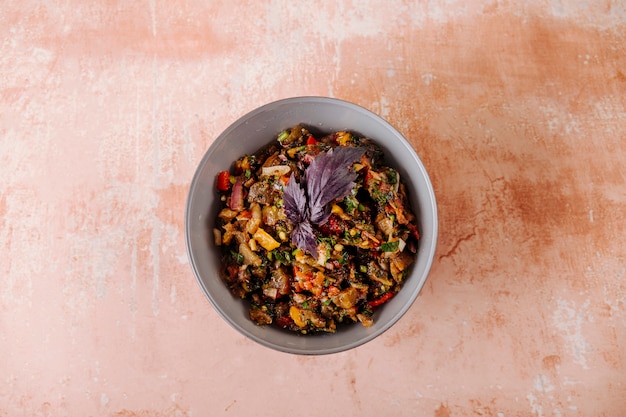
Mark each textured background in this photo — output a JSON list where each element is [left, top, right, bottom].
[[1, 1, 625, 416]]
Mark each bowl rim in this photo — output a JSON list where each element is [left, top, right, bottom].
[[184, 96, 438, 355]]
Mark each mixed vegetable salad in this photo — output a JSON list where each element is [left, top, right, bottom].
[[213, 125, 419, 334]]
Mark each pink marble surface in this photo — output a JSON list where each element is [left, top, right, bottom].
[[1, 1, 625, 416]]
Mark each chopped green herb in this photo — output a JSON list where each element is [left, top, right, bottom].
[[380, 240, 400, 252], [318, 236, 337, 248], [387, 170, 398, 184], [344, 196, 358, 212], [230, 250, 244, 265]]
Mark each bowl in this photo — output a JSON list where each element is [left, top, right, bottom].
[[185, 96, 437, 355]]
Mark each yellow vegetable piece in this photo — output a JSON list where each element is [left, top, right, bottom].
[[289, 306, 306, 328], [287, 147, 299, 158], [253, 227, 281, 251], [331, 204, 343, 215], [331, 204, 351, 220], [335, 131, 352, 146]]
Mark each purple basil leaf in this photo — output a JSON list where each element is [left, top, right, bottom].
[[306, 147, 365, 225], [311, 204, 332, 226], [283, 173, 307, 224], [282, 145, 364, 253], [291, 221, 317, 255]]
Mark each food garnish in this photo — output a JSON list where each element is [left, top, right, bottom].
[[284, 146, 365, 255]]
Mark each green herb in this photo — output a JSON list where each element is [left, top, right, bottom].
[[230, 250, 244, 265], [372, 188, 393, 205], [271, 249, 292, 265], [343, 196, 358, 212], [380, 240, 400, 252], [359, 264, 368, 273], [387, 170, 398, 184], [317, 235, 336, 248]]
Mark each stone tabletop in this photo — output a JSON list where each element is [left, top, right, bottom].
[[1, 1, 625, 416]]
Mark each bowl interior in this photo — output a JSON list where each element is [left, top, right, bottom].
[[185, 97, 437, 355]]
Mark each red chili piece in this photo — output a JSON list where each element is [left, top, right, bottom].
[[318, 214, 343, 236], [368, 291, 395, 308], [216, 170, 231, 191], [276, 316, 294, 329]]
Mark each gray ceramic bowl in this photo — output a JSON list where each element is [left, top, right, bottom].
[[185, 97, 437, 355]]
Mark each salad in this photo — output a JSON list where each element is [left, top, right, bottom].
[[213, 125, 419, 334]]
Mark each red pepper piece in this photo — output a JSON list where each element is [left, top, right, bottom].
[[408, 223, 420, 240], [318, 214, 343, 236], [306, 135, 318, 146], [276, 316, 294, 329], [216, 170, 231, 191], [368, 291, 395, 308]]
